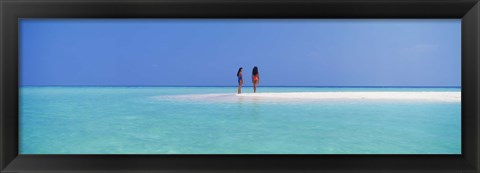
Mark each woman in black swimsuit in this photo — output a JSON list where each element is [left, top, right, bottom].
[[237, 67, 243, 94]]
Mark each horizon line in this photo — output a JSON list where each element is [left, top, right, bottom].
[[19, 85, 462, 88]]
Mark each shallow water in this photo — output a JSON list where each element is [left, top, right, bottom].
[[19, 86, 461, 154]]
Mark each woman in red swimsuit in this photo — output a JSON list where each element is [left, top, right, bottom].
[[252, 66, 260, 93]]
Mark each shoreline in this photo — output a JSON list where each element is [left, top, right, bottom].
[[158, 91, 461, 102]]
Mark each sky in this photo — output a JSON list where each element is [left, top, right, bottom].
[[20, 19, 461, 87]]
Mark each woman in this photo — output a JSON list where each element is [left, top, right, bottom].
[[237, 67, 243, 94], [252, 66, 260, 93]]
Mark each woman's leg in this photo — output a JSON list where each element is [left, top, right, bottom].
[[253, 82, 257, 93], [238, 81, 242, 94]]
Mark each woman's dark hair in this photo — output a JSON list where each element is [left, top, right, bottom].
[[237, 67, 243, 77], [252, 66, 259, 76]]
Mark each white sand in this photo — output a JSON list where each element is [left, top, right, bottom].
[[155, 92, 461, 103]]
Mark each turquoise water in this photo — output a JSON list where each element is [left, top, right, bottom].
[[19, 87, 461, 154]]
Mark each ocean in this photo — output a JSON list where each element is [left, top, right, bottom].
[[19, 86, 461, 154]]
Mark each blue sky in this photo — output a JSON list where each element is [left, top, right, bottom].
[[20, 19, 461, 87]]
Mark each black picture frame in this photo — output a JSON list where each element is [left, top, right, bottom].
[[1, 0, 479, 172]]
